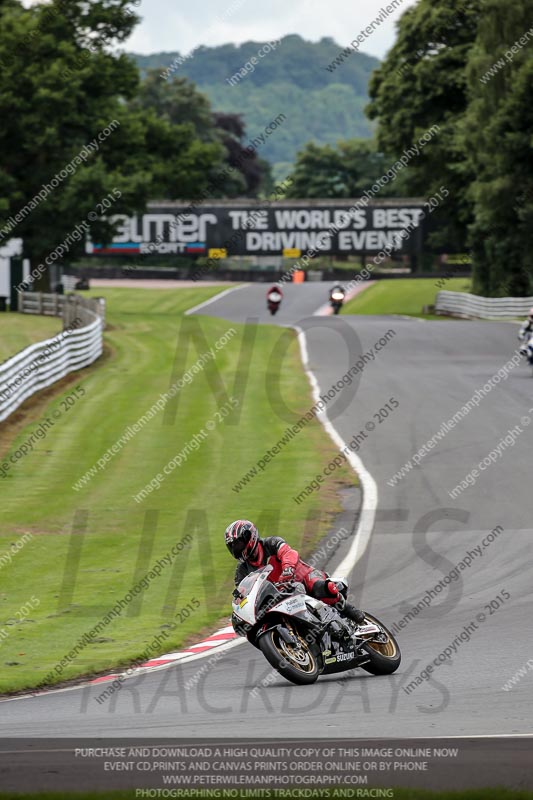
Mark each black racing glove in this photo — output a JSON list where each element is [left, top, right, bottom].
[[277, 566, 296, 583]]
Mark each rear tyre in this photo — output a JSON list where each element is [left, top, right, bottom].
[[359, 613, 401, 675], [258, 625, 320, 685]]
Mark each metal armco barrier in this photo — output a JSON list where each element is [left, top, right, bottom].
[[436, 291, 533, 319], [0, 294, 104, 423]]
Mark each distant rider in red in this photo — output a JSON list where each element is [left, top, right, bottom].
[[267, 286, 283, 301], [225, 520, 365, 624]]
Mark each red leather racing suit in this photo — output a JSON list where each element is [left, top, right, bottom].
[[234, 536, 340, 605]]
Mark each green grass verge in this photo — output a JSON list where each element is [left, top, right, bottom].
[[0, 286, 353, 693], [1, 786, 531, 799], [0, 313, 61, 363], [342, 278, 472, 318]]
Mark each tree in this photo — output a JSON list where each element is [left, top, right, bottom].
[[133, 71, 270, 197], [134, 70, 217, 142], [285, 139, 397, 198], [0, 1, 222, 290], [212, 112, 269, 196], [130, 36, 379, 175], [460, 0, 533, 295], [366, 0, 481, 251]]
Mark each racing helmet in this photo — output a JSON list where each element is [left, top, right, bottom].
[[224, 520, 259, 562]]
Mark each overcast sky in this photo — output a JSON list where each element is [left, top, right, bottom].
[[100, 0, 419, 59], [23, 0, 418, 58]]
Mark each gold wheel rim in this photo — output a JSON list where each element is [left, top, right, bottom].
[[362, 615, 397, 658], [273, 631, 316, 674]]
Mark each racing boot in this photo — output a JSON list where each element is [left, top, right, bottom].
[[335, 595, 365, 625]]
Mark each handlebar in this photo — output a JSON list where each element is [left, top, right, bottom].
[[274, 580, 305, 595]]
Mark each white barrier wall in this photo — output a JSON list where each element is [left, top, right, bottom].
[[0, 305, 103, 423], [436, 291, 533, 319]]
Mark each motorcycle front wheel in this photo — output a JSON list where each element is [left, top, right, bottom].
[[259, 625, 320, 685], [359, 613, 401, 675]]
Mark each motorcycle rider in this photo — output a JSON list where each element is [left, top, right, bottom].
[[329, 284, 345, 315], [329, 284, 345, 301], [266, 286, 283, 316], [267, 285, 283, 302], [518, 308, 533, 354], [225, 519, 365, 625]]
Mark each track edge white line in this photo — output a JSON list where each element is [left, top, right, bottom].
[[184, 283, 248, 315], [293, 324, 378, 576]]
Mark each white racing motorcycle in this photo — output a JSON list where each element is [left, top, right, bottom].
[[231, 565, 401, 686], [267, 290, 283, 316], [523, 336, 533, 376], [330, 289, 345, 315], [518, 324, 533, 376]]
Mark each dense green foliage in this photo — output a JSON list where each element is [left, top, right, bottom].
[[367, 0, 481, 252], [136, 35, 376, 92], [460, 0, 533, 295], [131, 71, 271, 196], [0, 1, 261, 290], [130, 35, 379, 175], [286, 139, 403, 198], [367, 0, 533, 295]]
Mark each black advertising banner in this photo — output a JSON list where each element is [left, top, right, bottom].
[[1, 738, 532, 794], [86, 201, 427, 258]]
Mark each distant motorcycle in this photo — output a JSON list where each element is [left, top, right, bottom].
[[525, 336, 533, 376], [231, 565, 401, 686], [518, 327, 533, 377], [330, 286, 345, 315], [267, 287, 283, 316]]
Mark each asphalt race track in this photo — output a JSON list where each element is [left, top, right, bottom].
[[2, 282, 532, 740]]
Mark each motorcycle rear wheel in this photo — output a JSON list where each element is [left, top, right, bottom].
[[359, 613, 401, 675], [259, 626, 320, 685]]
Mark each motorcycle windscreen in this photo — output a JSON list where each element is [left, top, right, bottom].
[[237, 564, 273, 596]]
